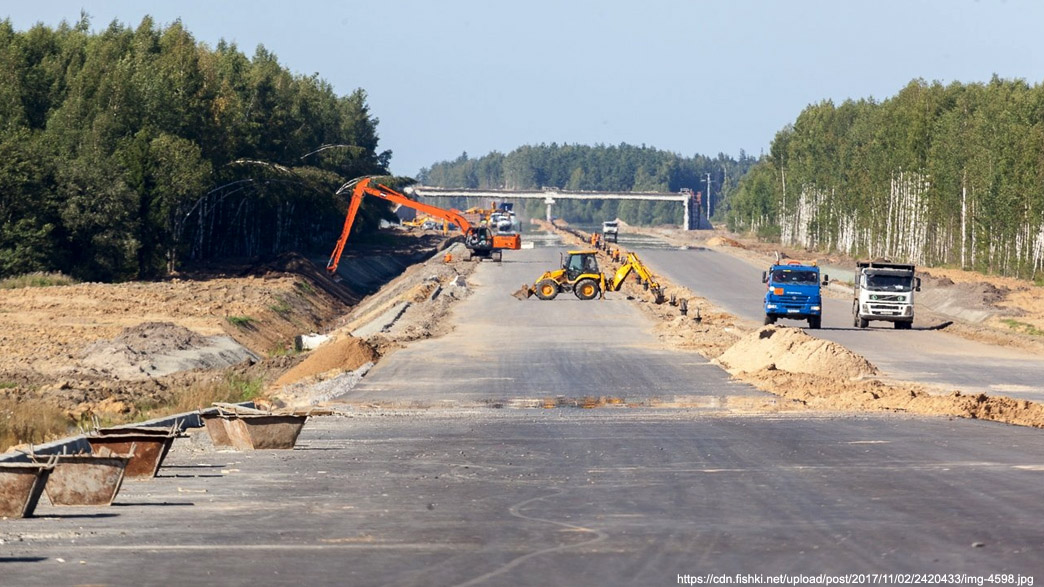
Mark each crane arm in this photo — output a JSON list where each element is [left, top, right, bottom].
[[326, 177, 474, 274]]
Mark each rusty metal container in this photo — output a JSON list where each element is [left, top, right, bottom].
[[0, 462, 53, 518], [94, 425, 177, 436], [86, 433, 175, 479], [224, 414, 308, 450], [201, 413, 233, 447], [44, 454, 129, 506]]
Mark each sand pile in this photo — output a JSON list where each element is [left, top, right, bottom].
[[80, 322, 257, 380], [273, 336, 378, 387], [740, 370, 1044, 428], [706, 236, 744, 248], [90, 321, 211, 355], [716, 326, 877, 379]]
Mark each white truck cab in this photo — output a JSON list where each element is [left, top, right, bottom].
[[853, 261, 921, 329]]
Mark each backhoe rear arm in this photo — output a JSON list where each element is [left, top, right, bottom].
[[608, 252, 661, 292]]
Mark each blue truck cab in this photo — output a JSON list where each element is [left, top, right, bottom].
[[761, 261, 829, 329]]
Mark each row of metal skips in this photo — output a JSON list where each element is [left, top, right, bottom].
[[1, 404, 315, 518]]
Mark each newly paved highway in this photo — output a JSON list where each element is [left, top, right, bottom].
[[3, 235, 1043, 586]]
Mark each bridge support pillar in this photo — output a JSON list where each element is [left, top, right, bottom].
[[683, 190, 701, 230]]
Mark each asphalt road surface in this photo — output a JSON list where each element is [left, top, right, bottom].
[[639, 246, 1044, 403], [3, 239, 1043, 587]]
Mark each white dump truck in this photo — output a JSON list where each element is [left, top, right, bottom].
[[852, 261, 921, 329], [602, 220, 619, 243]]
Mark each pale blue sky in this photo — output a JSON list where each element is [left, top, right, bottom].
[[6, 1, 1044, 177]]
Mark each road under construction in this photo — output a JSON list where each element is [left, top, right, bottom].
[[2, 222, 1043, 587]]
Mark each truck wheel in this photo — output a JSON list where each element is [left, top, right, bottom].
[[895, 321, 912, 330], [764, 315, 777, 325], [808, 316, 822, 329], [534, 279, 559, 300], [858, 317, 869, 329], [574, 278, 599, 301], [492, 250, 502, 262]]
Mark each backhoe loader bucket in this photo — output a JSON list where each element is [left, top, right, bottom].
[[0, 460, 54, 518], [43, 453, 130, 506], [511, 284, 534, 300]]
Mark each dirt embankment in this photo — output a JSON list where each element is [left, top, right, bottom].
[[548, 223, 1044, 429], [0, 254, 353, 423], [0, 230, 457, 435], [265, 242, 480, 408]]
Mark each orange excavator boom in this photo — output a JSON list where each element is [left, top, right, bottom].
[[326, 177, 519, 273]]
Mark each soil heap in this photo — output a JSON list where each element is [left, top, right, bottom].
[[716, 325, 877, 379]]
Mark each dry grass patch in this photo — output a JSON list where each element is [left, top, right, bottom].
[[0, 397, 72, 453], [138, 373, 264, 419], [0, 271, 78, 289]]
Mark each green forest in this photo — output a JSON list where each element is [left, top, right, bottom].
[[0, 15, 391, 282], [418, 144, 756, 226], [726, 77, 1044, 280]]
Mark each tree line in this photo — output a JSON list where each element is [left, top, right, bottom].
[[418, 144, 756, 226], [0, 15, 391, 282], [726, 77, 1044, 280]]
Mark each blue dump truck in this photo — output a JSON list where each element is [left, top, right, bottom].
[[761, 261, 829, 329]]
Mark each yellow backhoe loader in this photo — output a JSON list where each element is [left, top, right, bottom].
[[518, 250, 664, 302]]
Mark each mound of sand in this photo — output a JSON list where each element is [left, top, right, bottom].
[[273, 336, 378, 387], [706, 236, 744, 248], [90, 321, 211, 356], [716, 325, 877, 379], [80, 322, 258, 380]]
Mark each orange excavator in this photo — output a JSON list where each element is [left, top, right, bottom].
[[326, 177, 522, 273]]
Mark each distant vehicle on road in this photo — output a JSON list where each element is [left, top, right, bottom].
[[853, 261, 920, 329], [602, 220, 619, 243], [762, 261, 828, 329]]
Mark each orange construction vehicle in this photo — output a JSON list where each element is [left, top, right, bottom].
[[326, 177, 521, 273]]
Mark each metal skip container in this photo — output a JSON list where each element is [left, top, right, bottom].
[[224, 414, 308, 450], [201, 413, 233, 448], [86, 426, 180, 479], [44, 453, 130, 506], [203, 404, 310, 450], [0, 460, 55, 518]]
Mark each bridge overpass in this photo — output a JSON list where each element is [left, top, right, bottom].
[[405, 186, 706, 230]]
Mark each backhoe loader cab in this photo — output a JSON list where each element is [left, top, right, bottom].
[[531, 250, 605, 301], [564, 251, 600, 280]]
